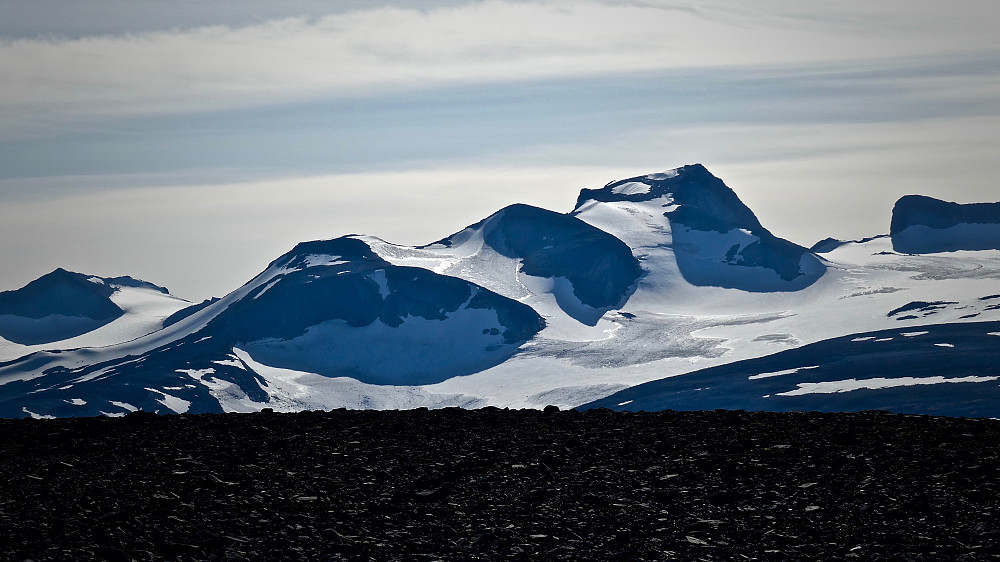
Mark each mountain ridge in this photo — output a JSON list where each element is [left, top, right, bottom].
[[2, 164, 1000, 418]]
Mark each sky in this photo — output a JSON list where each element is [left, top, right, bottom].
[[1, 0, 999, 301]]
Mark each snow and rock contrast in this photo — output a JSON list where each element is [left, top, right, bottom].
[[0, 237, 544, 417], [573, 164, 825, 293], [0, 269, 189, 360], [2, 164, 1000, 418], [0, 268, 126, 345], [891, 195, 1000, 254], [362, 203, 642, 330]]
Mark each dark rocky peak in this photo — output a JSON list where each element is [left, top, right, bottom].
[[102, 275, 169, 294], [0, 268, 122, 320], [575, 164, 766, 234], [890, 195, 1000, 234], [271, 236, 391, 271], [891, 195, 1000, 253], [575, 165, 824, 289]]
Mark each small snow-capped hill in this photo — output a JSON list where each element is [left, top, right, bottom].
[[573, 164, 825, 293], [366, 203, 641, 327], [0, 269, 183, 349], [891, 195, 1000, 254]]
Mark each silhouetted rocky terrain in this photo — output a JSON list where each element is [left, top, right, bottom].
[[3, 408, 1000, 561]]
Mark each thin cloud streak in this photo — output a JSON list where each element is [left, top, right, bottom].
[[2, 0, 997, 133]]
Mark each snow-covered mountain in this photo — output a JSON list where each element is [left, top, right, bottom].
[[573, 164, 825, 293], [0, 269, 190, 360], [2, 164, 999, 418], [891, 195, 1000, 254]]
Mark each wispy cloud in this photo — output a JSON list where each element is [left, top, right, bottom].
[[2, 0, 997, 132]]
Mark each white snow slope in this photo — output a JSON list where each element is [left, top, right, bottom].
[[0, 283, 191, 363]]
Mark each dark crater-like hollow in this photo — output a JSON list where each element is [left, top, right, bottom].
[[3, 408, 1000, 561]]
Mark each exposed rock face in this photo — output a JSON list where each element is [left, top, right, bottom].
[[891, 195, 1000, 253]]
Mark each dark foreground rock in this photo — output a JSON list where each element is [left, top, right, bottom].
[[3, 408, 1000, 561]]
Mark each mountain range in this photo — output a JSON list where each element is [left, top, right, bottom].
[[2, 164, 999, 418]]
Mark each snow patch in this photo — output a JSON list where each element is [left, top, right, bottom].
[[778, 375, 999, 396], [22, 407, 54, 419], [645, 169, 679, 180], [178, 368, 216, 378], [611, 181, 652, 196], [302, 254, 348, 268], [145, 387, 191, 414], [211, 359, 244, 368], [371, 269, 391, 299], [72, 366, 116, 384], [110, 401, 137, 412], [748, 366, 819, 380], [253, 278, 282, 300]]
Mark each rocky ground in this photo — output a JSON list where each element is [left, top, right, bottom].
[[2, 407, 1000, 561]]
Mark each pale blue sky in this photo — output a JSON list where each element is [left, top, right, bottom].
[[1, 0, 998, 300]]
